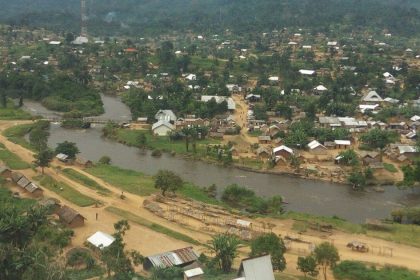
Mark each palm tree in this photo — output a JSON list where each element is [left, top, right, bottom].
[[209, 234, 241, 273]]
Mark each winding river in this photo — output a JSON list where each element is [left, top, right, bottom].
[[22, 95, 420, 223]]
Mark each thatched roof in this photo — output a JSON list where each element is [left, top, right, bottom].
[[57, 205, 85, 224]]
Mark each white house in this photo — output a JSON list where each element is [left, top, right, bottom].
[[314, 85, 328, 92], [87, 231, 115, 249], [299, 69, 315, 76], [308, 140, 327, 155], [155, 110, 177, 123], [361, 91, 383, 103], [201, 95, 236, 110], [235, 254, 275, 280], [152, 121, 175, 136], [185, 74, 197, 81]]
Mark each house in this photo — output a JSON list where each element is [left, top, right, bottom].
[[236, 254, 275, 280], [405, 130, 417, 140], [39, 197, 61, 213], [273, 145, 294, 159], [17, 176, 31, 189], [155, 110, 177, 123], [245, 94, 261, 102], [76, 156, 93, 168], [314, 85, 328, 93], [256, 147, 271, 159], [24, 182, 43, 197], [307, 140, 327, 155], [299, 69, 315, 76], [334, 140, 351, 149], [358, 151, 380, 165], [318, 116, 341, 128], [397, 145, 419, 159], [87, 231, 115, 249], [56, 153, 69, 162], [258, 135, 271, 144], [361, 91, 383, 103], [226, 84, 242, 92], [152, 121, 175, 136], [57, 205, 86, 228], [0, 165, 11, 178], [185, 74, 196, 81], [201, 95, 236, 110], [143, 247, 199, 271], [72, 36, 88, 45], [268, 76, 279, 83], [11, 172, 24, 183], [184, 267, 204, 280]]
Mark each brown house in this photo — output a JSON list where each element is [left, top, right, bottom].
[[258, 135, 271, 144], [24, 182, 44, 198], [11, 172, 24, 183], [57, 205, 86, 228], [0, 166, 12, 178], [76, 156, 93, 168]]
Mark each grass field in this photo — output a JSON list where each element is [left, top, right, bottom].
[[86, 164, 221, 205], [0, 103, 32, 120], [106, 206, 201, 245], [383, 163, 399, 173], [114, 128, 220, 155], [0, 143, 31, 169], [35, 175, 97, 207], [2, 123, 36, 151], [86, 164, 155, 196], [62, 168, 111, 196]]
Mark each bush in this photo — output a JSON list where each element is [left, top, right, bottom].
[[98, 155, 111, 165], [221, 184, 283, 214], [151, 149, 162, 157]]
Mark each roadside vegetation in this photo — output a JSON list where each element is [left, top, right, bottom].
[[62, 168, 111, 196], [0, 101, 32, 120], [34, 174, 97, 207], [0, 143, 31, 169]]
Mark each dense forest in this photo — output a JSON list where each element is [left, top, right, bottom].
[[1, 0, 419, 37]]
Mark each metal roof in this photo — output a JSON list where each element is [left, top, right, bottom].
[[238, 254, 275, 280], [25, 183, 42, 193], [146, 247, 198, 269], [87, 231, 115, 249]]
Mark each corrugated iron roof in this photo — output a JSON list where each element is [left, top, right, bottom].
[[146, 247, 198, 269]]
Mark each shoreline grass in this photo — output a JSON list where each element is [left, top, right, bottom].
[[62, 168, 111, 196], [0, 102, 32, 120], [106, 206, 201, 246], [34, 174, 97, 207], [0, 143, 31, 169], [2, 123, 36, 151]]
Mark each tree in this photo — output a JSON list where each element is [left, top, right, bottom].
[[359, 128, 397, 149], [29, 127, 50, 151], [337, 149, 359, 166], [250, 233, 286, 271], [154, 170, 183, 196], [55, 141, 79, 159], [400, 160, 420, 188], [209, 234, 241, 273], [137, 132, 147, 149], [100, 220, 143, 279], [34, 149, 54, 174], [98, 155, 111, 165], [314, 242, 340, 280], [297, 255, 319, 278]]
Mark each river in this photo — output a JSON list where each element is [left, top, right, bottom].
[[23, 95, 420, 223]]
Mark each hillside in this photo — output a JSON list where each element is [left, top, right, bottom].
[[1, 0, 419, 36]]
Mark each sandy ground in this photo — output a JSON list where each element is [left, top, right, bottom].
[[1, 120, 420, 277]]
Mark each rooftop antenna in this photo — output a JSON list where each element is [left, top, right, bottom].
[[81, 0, 88, 36]]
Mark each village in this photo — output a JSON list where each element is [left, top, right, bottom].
[[0, 7, 419, 280]]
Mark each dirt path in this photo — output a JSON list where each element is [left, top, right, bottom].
[[1, 120, 420, 274]]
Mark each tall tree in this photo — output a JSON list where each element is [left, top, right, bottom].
[[55, 141, 79, 159], [34, 149, 54, 174], [314, 242, 340, 280], [209, 234, 241, 273], [250, 233, 286, 271], [154, 170, 183, 196], [297, 255, 319, 278]]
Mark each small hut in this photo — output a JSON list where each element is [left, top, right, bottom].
[[57, 205, 86, 228]]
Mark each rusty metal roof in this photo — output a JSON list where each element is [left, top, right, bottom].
[[146, 247, 198, 269]]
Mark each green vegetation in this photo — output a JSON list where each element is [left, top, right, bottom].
[[86, 164, 155, 196], [222, 184, 284, 214], [250, 233, 286, 271], [62, 168, 111, 196], [0, 184, 74, 280], [2, 123, 35, 150], [106, 206, 201, 246], [154, 169, 183, 196], [35, 175, 97, 207], [0, 101, 32, 120], [103, 125, 219, 155], [333, 261, 420, 280], [384, 163, 398, 173], [0, 143, 31, 169]]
